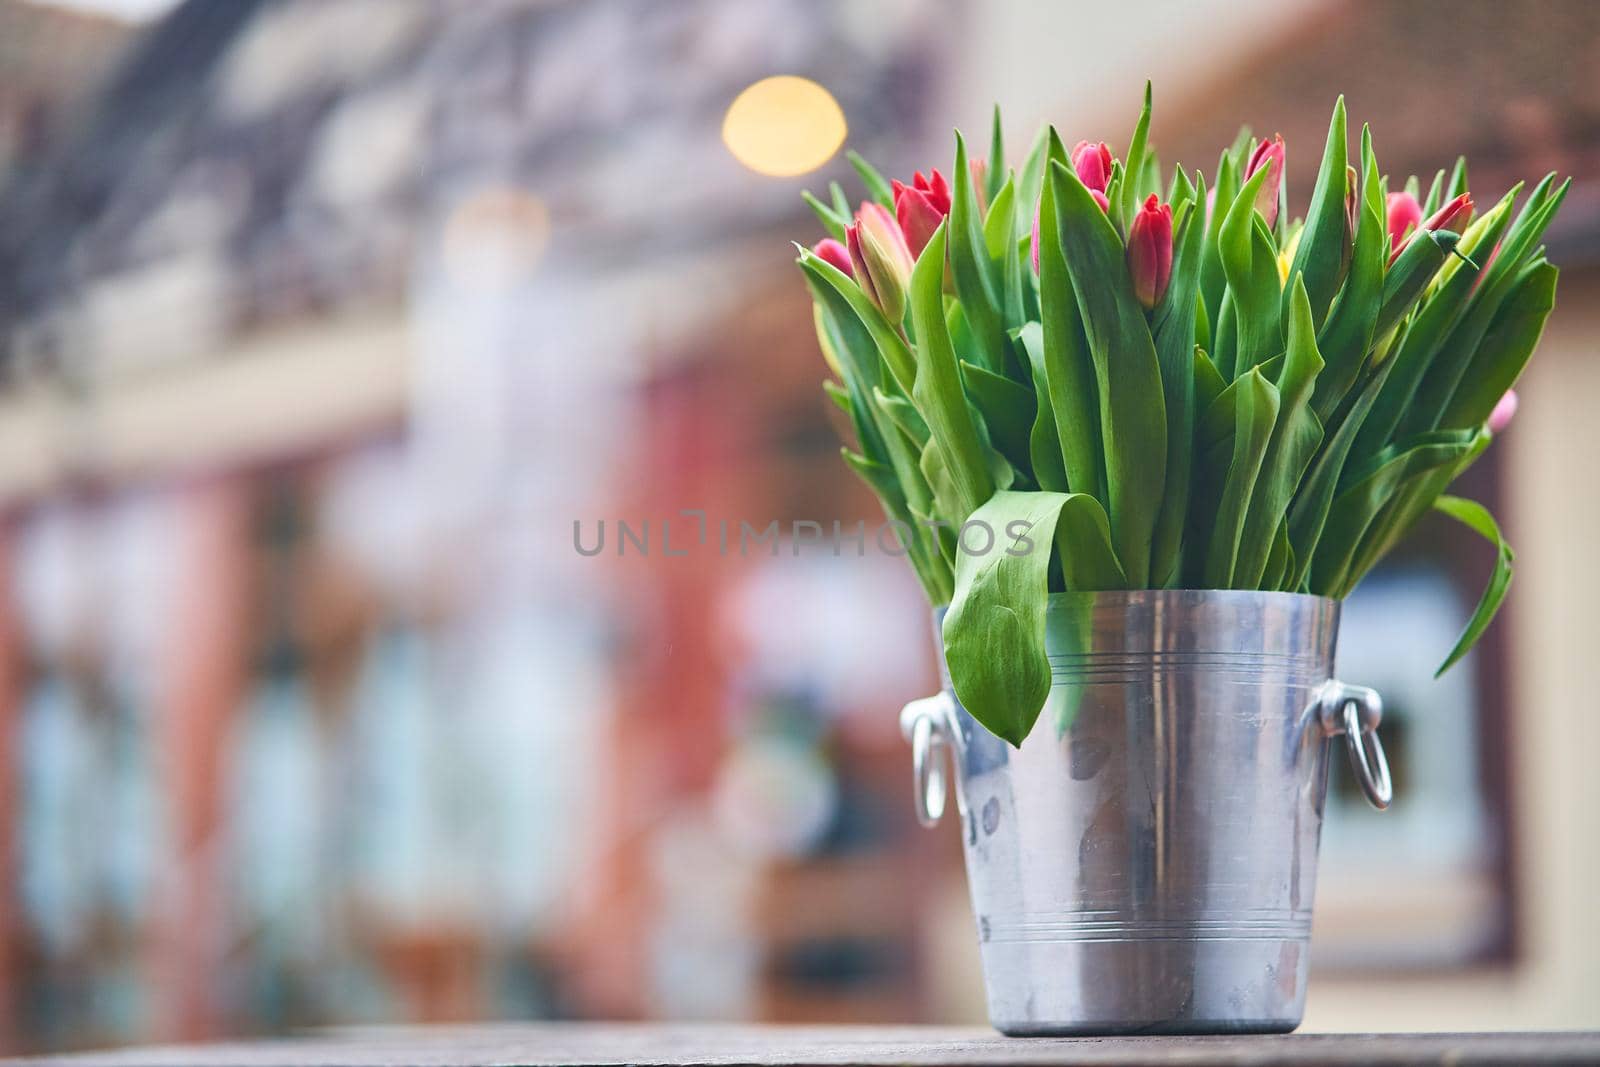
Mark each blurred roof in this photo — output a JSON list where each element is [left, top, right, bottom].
[[0, 0, 942, 383], [1149, 0, 1600, 263], [0, 0, 132, 175]]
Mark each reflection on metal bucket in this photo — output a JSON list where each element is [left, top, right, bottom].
[[902, 590, 1390, 1035]]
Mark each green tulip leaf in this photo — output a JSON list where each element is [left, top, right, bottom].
[[1013, 322, 1068, 492], [1049, 159, 1168, 586], [944, 490, 1121, 746], [1203, 367, 1279, 587], [1442, 259, 1557, 429], [950, 131, 1009, 375], [1285, 96, 1348, 328], [1236, 278, 1324, 588], [908, 222, 995, 521], [1431, 495, 1513, 677], [1036, 153, 1105, 502], [846, 149, 894, 209]]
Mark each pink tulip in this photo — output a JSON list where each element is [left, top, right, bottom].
[[913, 169, 951, 214], [893, 180, 945, 258], [1071, 140, 1114, 193], [1388, 191, 1473, 265], [1488, 389, 1518, 433], [812, 238, 853, 277], [1423, 191, 1474, 234], [1386, 191, 1423, 254], [1245, 134, 1286, 228], [1127, 194, 1174, 309], [847, 202, 915, 321], [1030, 189, 1108, 274]]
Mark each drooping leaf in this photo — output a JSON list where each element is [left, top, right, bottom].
[[1431, 495, 1513, 676], [942, 491, 1071, 745], [1053, 493, 1128, 592]]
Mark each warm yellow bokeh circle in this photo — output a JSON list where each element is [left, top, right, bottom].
[[722, 76, 847, 178]]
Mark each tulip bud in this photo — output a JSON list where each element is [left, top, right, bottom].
[[1245, 134, 1285, 228], [893, 179, 946, 258], [970, 157, 990, 215], [1386, 191, 1423, 255], [812, 238, 853, 277], [1488, 389, 1518, 433], [1340, 165, 1359, 278], [1423, 191, 1474, 234], [1071, 140, 1114, 193], [1127, 194, 1174, 309], [1388, 191, 1472, 265], [913, 169, 951, 215], [1030, 190, 1108, 274], [1344, 166, 1360, 236], [848, 202, 915, 321]]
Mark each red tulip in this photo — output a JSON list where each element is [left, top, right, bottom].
[[893, 180, 945, 258], [1127, 194, 1174, 309], [812, 238, 853, 277], [1030, 189, 1108, 274], [913, 169, 951, 214], [1423, 191, 1474, 234], [1386, 191, 1423, 254], [1245, 134, 1286, 228], [847, 202, 915, 321], [1488, 389, 1518, 433], [1071, 140, 1114, 193]]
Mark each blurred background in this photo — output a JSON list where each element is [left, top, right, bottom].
[[0, 0, 1596, 1054]]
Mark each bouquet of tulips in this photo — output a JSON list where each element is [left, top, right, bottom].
[[796, 86, 1565, 745]]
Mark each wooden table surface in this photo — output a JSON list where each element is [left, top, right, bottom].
[[9, 1024, 1600, 1067]]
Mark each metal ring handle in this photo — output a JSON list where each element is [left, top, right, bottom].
[[1341, 698, 1393, 810], [1316, 681, 1392, 810], [900, 694, 952, 828]]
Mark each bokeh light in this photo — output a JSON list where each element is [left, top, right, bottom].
[[721, 75, 847, 178]]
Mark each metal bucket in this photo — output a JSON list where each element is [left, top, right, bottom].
[[900, 590, 1391, 1036]]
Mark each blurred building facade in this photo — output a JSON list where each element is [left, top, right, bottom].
[[0, 0, 1597, 1054]]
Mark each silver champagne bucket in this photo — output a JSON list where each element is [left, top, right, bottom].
[[900, 590, 1391, 1036]]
